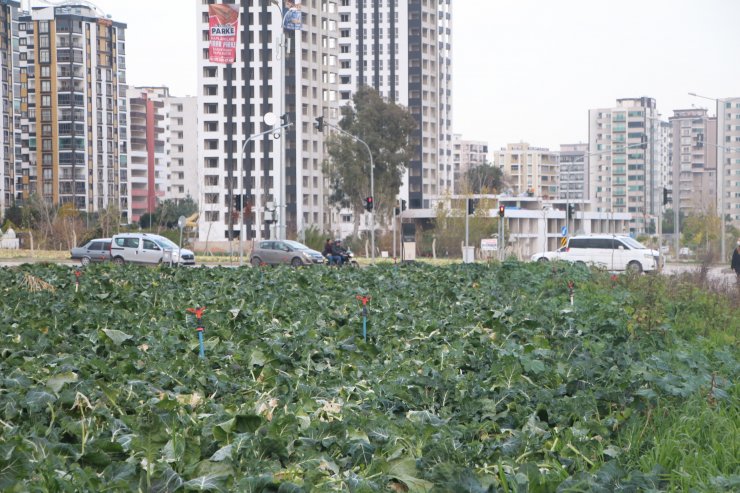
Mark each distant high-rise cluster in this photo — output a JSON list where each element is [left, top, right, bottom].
[[1, 1, 738, 248]]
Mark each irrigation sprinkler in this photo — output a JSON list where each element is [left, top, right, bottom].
[[186, 307, 207, 359]]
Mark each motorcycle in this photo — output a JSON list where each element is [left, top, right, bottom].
[[325, 249, 360, 267]]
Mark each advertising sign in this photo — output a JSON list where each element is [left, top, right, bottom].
[[481, 238, 498, 251], [283, 1, 303, 30], [208, 4, 240, 64]]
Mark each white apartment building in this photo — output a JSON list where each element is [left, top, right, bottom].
[[337, 0, 454, 209], [589, 97, 666, 234], [494, 143, 559, 200], [716, 97, 740, 225], [196, 0, 339, 245], [125, 86, 169, 222], [17, 3, 128, 217], [0, 0, 20, 211], [168, 96, 198, 201], [452, 134, 488, 192], [558, 143, 588, 202], [668, 108, 715, 215]]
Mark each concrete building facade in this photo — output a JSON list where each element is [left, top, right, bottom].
[[0, 0, 20, 211], [196, 0, 339, 246], [125, 86, 169, 223], [589, 97, 665, 234], [668, 108, 716, 215], [452, 134, 488, 192], [168, 95, 198, 202], [494, 143, 559, 200], [17, 3, 128, 218], [558, 143, 588, 202], [717, 97, 740, 225], [337, 0, 454, 209]]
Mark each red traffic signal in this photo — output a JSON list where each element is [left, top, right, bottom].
[[364, 196, 374, 212], [498, 205, 505, 218]]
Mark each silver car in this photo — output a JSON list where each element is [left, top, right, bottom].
[[70, 238, 112, 265], [250, 240, 325, 267], [110, 233, 196, 266]]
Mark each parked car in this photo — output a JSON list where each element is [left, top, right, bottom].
[[250, 240, 325, 267], [70, 238, 112, 265], [679, 247, 694, 257], [110, 233, 196, 266], [531, 234, 660, 273]]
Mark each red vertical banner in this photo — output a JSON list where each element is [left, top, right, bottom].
[[208, 4, 240, 64]]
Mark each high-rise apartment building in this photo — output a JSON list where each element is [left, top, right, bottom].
[[668, 108, 716, 215], [168, 95, 198, 201], [1, 0, 20, 212], [558, 143, 588, 202], [589, 97, 665, 234], [494, 143, 559, 199], [716, 97, 740, 224], [126, 86, 169, 222], [196, 0, 339, 244], [17, 3, 127, 217], [337, 0, 453, 208]]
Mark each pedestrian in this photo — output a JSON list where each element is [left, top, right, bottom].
[[731, 239, 740, 284]]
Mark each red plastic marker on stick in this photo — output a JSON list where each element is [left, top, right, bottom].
[[356, 295, 371, 342], [186, 307, 206, 359]]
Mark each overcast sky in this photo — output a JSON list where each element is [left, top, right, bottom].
[[85, 0, 739, 152]]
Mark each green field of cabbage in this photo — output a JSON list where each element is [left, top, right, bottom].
[[0, 262, 737, 492]]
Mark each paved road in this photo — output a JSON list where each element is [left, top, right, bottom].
[[662, 262, 738, 289]]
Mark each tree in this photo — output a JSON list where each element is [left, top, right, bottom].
[[139, 197, 198, 230], [682, 209, 720, 260], [324, 87, 416, 237], [461, 163, 505, 194]]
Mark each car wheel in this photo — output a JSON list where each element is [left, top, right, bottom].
[[80, 256, 91, 266], [537, 257, 549, 262], [291, 257, 303, 267], [627, 261, 643, 274], [250, 257, 262, 267], [113, 256, 125, 266]]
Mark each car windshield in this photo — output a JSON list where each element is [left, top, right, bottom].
[[153, 237, 179, 249], [621, 237, 646, 249], [284, 240, 309, 250]]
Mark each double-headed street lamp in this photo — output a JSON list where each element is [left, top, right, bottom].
[[238, 117, 293, 265]]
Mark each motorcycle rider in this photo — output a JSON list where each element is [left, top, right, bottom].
[[331, 239, 347, 266]]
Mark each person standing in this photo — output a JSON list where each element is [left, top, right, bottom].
[[731, 240, 740, 284]]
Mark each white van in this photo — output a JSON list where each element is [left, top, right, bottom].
[[531, 234, 660, 273], [110, 233, 196, 266]]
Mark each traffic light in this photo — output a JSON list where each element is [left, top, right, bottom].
[[696, 133, 704, 149], [567, 203, 576, 217], [640, 134, 648, 150], [394, 199, 407, 216], [314, 116, 324, 132], [498, 204, 506, 218], [364, 196, 374, 212], [467, 198, 478, 215], [663, 187, 671, 205]]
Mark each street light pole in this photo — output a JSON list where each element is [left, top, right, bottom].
[[689, 92, 725, 261], [240, 122, 293, 265], [323, 122, 376, 263]]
